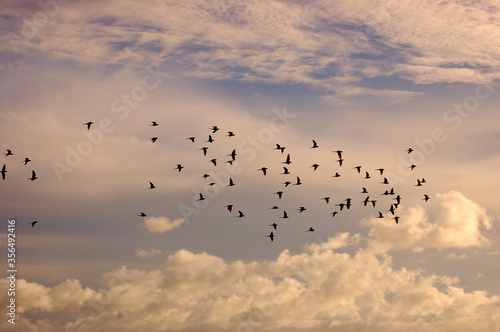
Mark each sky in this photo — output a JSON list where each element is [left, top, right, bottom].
[[0, 0, 499, 331]]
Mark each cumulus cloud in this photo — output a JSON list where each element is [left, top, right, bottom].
[[365, 191, 492, 253], [1, 231, 499, 332], [135, 248, 163, 257], [141, 216, 184, 233]]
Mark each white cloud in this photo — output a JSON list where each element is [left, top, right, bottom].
[[135, 248, 163, 257], [1, 231, 499, 332], [365, 191, 492, 253], [141, 216, 184, 233]]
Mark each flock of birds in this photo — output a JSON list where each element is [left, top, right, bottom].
[[2, 121, 430, 238], [124, 121, 430, 243]]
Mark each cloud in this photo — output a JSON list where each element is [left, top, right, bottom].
[[1, 231, 499, 332], [365, 191, 492, 253], [141, 216, 184, 233], [135, 248, 163, 257]]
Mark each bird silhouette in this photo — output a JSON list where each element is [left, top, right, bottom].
[[375, 168, 384, 175], [275, 191, 283, 199], [196, 193, 205, 201], [227, 131, 235, 137], [337, 159, 344, 167], [228, 149, 237, 161], [388, 205, 395, 215], [148, 182, 156, 189], [202, 174, 210, 179], [258, 167, 268, 176], [311, 140, 319, 148], [333, 150, 343, 159], [236, 211, 245, 218], [210, 126, 219, 133], [1, 164, 6, 180], [389, 188, 395, 195], [361, 187, 368, 193], [281, 211, 289, 219], [282, 154, 291, 165], [225, 205, 233, 212], [150, 121, 158, 126], [306, 227, 315, 232], [393, 216, 400, 224], [331, 211, 338, 217], [227, 178, 235, 187], [4, 149, 13, 157], [199, 147, 208, 156], [208, 182, 216, 186], [209, 159, 217, 166], [281, 167, 290, 175], [28, 170, 37, 181], [364, 171, 371, 179], [83, 122, 93, 130], [266, 231, 275, 242], [293, 176, 302, 185], [186, 137, 196, 143], [275, 144, 286, 153], [206, 135, 214, 143], [150, 137, 158, 143], [310, 164, 319, 171], [270, 206, 279, 210], [225, 160, 234, 166], [353, 166, 361, 173], [332, 172, 340, 178], [269, 223, 278, 230], [174, 164, 183, 172], [421, 178, 426, 183], [416, 179, 422, 186], [321, 197, 330, 204], [394, 195, 401, 205], [138, 212, 147, 217], [423, 194, 430, 202], [407, 148, 414, 154], [382, 177, 389, 184], [283, 181, 292, 187], [377, 212, 384, 218], [297, 207, 306, 213], [410, 165, 417, 170], [23, 158, 31, 165], [362, 196, 370, 206], [371, 200, 377, 207], [29, 221, 38, 227], [336, 203, 345, 211]]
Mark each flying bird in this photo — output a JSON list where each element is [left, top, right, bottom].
[[297, 207, 306, 213], [275, 191, 283, 199], [1, 164, 6, 180], [227, 178, 235, 187], [421, 178, 426, 183], [335, 203, 345, 211], [28, 170, 37, 181], [196, 193, 205, 201], [225, 160, 234, 166], [361, 187, 368, 193], [310, 140, 319, 148], [281, 167, 290, 175], [199, 147, 208, 156], [371, 200, 377, 207], [423, 194, 430, 202], [23, 158, 31, 165], [236, 211, 245, 218], [208, 182, 216, 186], [283, 181, 292, 187], [225, 204, 233, 212], [202, 174, 210, 179], [375, 168, 384, 175], [4, 149, 13, 157], [353, 166, 362, 173], [410, 165, 417, 170], [228, 149, 237, 161], [270, 206, 279, 210], [364, 171, 371, 179], [174, 164, 183, 172], [206, 135, 214, 143], [310, 164, 319, 171], [337, 159, 344, 167], [148, 182, 156, 189], [416, 179, 423, 186], [275, 144, 286, 153], [281, 154, 291, 165], [150, 121, 158, 126], [333, 150, 343, 159], [281, 211, 289, 219], [362, 196, 370, 206], [150, 137, 158, 143], [186, 137, 196, 142], [306, 227, 315, 232], [227, 131, 235, 137], [394, 195, 401, 205], [269, 223, 278, 230], [393, 216, 400, 224], [382, 177, 389, 184], [210, 126, 219, 133], [332, 172, 340, 178], [321, 197, 330, 204], [293, 176, 302, 185], [138, 212, 147, 217], [258, 167, 268, 175], [83, 122, 93, 130], [377, 212, 384, 218], [407, 148, 414, 154], [209, 159, 217, 166], [29, 221, 38, 227], [331, 211, 338, 218], [266, 231, 275, 242], [388, 205, 396, 215]]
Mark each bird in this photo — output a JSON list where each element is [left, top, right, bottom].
[[4, 149, 13, 157], [281, 211, 289, 219], [297, 207, 306, 213], [23, 158, 31, 165], [227, 131, 235, 137], [310, 164, 319, 171], [282, 154, 291, 165], [310, 140, 319, 148], [206, 135, 214, 143], [275, 144, 286, 153], [416, 179, 422, 186], [321, 197, 330, 204], [283, 181, 292, 187], [209, 159, 217, 166], [410, 165, 417, 170], [1, 164, 6, 180], [228, 149, 237, 161], [150, 137, 158, 143], [202, 174, 210, 179], [371, 200, 377, 207], [394, 195, 401, 205], [375, 168, 384, 175], [150, 121, 158, 126], [225, 205, 233, 212], [337, 159, 344, 167], [138, 212, 147, 217], [421, 178, 426, 183], [381, 190, 390, 196], [266, 232, 275, 242], [393, 216, 400, 224], [199, 147, 208, 156], [208, 182, 216, 186], [361, 187, 368, 193], [29, 221, 38, 227], [258, 167, 268, 175], [269, 223, 278, 230], [227, 178, 235, 187], [345, 198, 352, 209], [332, 172, 341, 178], [333, 150, 343, 159], [148, 182, 156, 189], [210, 126, 219, 133], [331, 211, 338, 218], [361, 196, 370, 206], [306, 227, 315, 232], [423, 194, 430, 202], [174, 164, 183, 172], [275, 191, 283, 199], [28, 170, 37, 181], [196, 193, 205, 201], [407, 148, 414, 154], [270, 206, 279, 210], [281, 167, 290, 175], [236, 210, 245, 218], [389, 188, 395, 195], [186, 137, 196, 143], [225, 160, 234, 166], [364, 171, 371, 179], [388, 205, 396, 215], [293, 176, 302, 185], [353, 166, 362, 173], [377, 212, 384, 218], [335, 203, 345, 211], [382, 177, 389, 184], [83, 122, 93, 130]]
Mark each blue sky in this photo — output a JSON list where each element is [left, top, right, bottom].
[[1, 1, 499, 331]]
